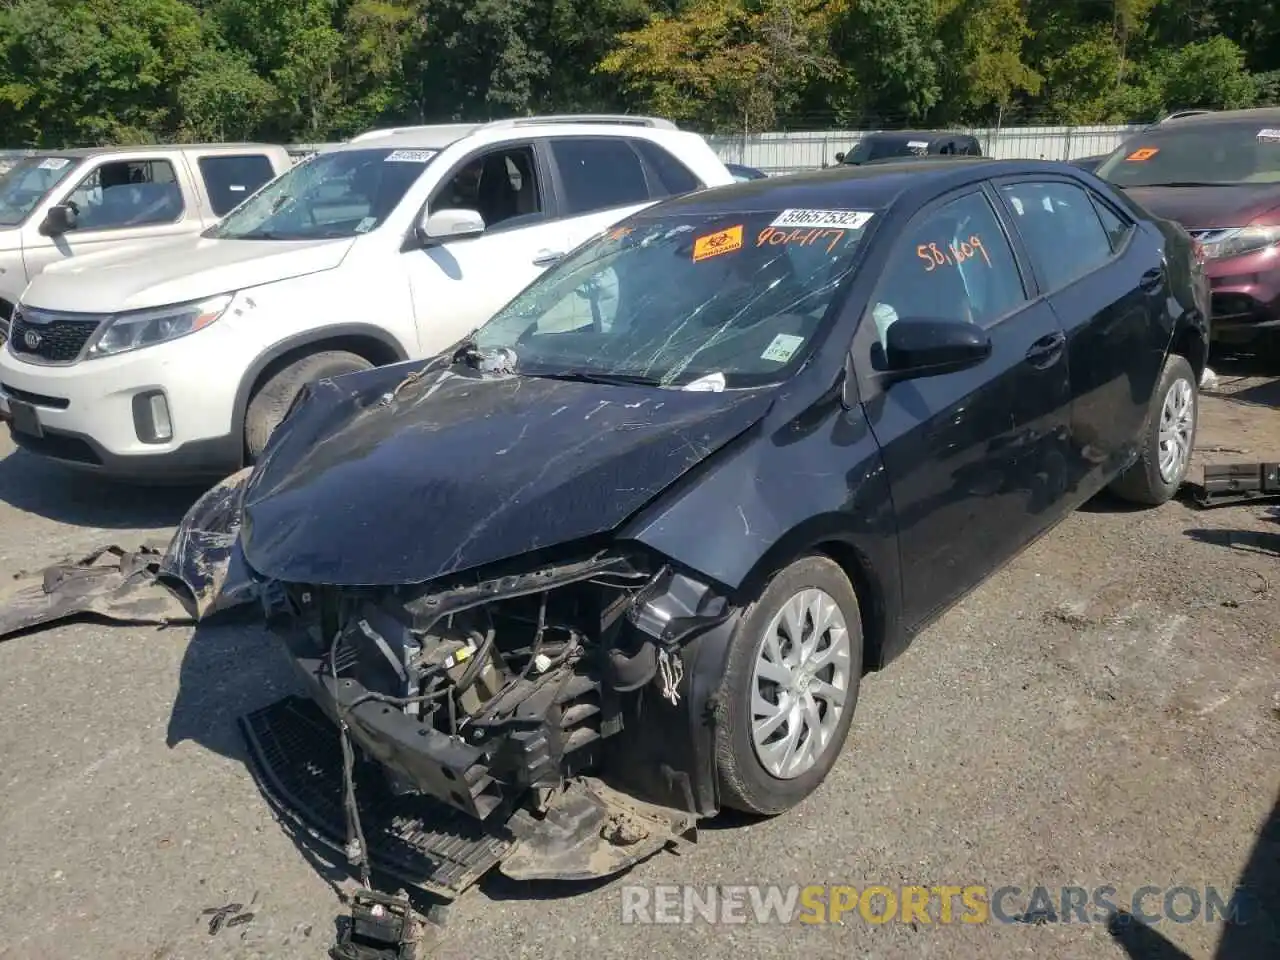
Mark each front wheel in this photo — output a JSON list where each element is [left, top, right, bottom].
[[714, 554, 863, 815], [1108, 353, 1198, 505], [244, 350, 373, 462]]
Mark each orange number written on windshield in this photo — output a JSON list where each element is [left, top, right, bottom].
[[917, 236, 991, 272]]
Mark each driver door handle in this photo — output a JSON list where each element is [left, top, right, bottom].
[[533, 249, 565, 267], [1025, 331, 1066, 369]]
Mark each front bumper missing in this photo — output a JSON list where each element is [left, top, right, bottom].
[[240, 694, 696, 898]]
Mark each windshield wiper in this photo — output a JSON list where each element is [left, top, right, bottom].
[[525, 370, 667, 387]]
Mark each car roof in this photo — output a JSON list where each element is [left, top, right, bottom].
[[636, 158, 1087, 217], [1154, 107, 1280, 129], [24, 143, 283, 158], [332, 115, 682, 154]]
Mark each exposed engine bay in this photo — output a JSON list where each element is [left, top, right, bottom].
[[264, 551, 731, 824]]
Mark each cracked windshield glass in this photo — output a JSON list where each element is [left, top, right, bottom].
[[207, 147, 436, 240], [472, 209, 877, 389]]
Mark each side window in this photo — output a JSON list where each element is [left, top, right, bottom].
[[198, 154, 277, 216], [1091, 194, 1135, 252], [435, 145, 543, 230], [999, 180, 1114, 291], [868, 190, 1026, 349], [633, 139, 702, 198], [64, 159, 184, 230], [550, 137, 651, 216]]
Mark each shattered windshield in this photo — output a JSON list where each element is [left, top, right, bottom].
[[472, 208, 877, 388], [206, 146, 436, 240], [1096, 121, 1280, 186], [0, 155, 80, 226]]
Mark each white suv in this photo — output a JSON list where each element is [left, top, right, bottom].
[[0, 116, 734, 481]]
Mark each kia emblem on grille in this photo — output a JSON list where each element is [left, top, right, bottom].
[[23, 329, 42, 349]]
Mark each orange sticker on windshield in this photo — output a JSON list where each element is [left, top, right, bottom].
[[1125, 147, 1159, 161], [693, 224, 743, 261]]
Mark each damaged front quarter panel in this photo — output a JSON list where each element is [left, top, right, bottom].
[[0, 465, 256, 640]]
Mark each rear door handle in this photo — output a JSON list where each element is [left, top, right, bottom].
[[533, 250, 565, 267], [1139, 265, 1164, 292], [1025, 331, 1066, 368]]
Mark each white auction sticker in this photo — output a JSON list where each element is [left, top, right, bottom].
[[38, 157, 70, 170], [761, 333, 804, 363], [1258, 128, 1280, 142], [385, 149, 435, 163], [771, 209, 874, 230]]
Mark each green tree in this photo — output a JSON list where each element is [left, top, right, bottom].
[[597, 0, 836, 133], [1158, 35, 1260, 111], [0, 0, 206, 146], [936, 0, 1041, 121], [827, 0, 942, 124]]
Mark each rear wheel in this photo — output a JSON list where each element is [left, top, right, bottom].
[[1109, 353, 1198, 505], [715, 554, 863, 815], [244, 350, 372, 462]]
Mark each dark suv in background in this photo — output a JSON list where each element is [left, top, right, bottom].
[[834, 131, 983, 166], [1092, 107, 1280, 357]]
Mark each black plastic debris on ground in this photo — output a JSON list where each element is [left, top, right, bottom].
[[238, 696, 513, 900]]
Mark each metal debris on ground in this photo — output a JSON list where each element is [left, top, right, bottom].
[[1190, 462, 1280, 508]]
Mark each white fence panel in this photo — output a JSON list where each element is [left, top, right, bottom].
[[707, 124, 1145, 175]]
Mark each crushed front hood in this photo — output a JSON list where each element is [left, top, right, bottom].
[[239, 363, 775, 586]]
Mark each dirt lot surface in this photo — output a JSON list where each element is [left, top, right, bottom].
[[0, 365, 1276, 960]]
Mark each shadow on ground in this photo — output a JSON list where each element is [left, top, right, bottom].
[[1108, 790, 1280, 960], [1184, 525, 1280, 559], [0, 447, 204, 528]]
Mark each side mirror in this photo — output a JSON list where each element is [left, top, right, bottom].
[[418, 208, 485, 245], [873, 316, 991, 378], [834, 152, 846, 164], [40, 202, 77, 236]]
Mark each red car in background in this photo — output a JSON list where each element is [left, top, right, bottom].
[[1093, 108, 1280, 359]]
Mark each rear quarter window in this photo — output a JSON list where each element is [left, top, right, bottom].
[[198, 154, 278, 216]]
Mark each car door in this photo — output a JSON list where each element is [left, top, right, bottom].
[[404, 141, 569, 352], [993, 177, 1166, 499], [21, 156, 195, 279], [852, 186, 1075, 631]]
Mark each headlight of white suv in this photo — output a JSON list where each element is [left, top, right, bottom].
[[84, 293, 234, 360], [1199, 225, 1280, 261]]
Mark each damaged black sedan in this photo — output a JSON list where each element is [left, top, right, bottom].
[[1, 159, 1209, 900]]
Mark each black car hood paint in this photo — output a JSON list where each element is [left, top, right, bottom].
[[238, 364, 776, 586], [1122, 184, 1280, 229]]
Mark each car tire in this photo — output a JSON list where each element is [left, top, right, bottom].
[[1108, 353, 1198, 506], [714, 554, 863, 815], [244, 350, 372, 462]]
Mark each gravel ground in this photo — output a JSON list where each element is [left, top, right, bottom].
[[0, 364, 1276, 960]]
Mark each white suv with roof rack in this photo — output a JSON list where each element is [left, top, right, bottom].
[[0, 115, 734, 481]]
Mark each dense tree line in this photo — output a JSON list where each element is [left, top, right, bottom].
[[0, 0, 1276, 147]]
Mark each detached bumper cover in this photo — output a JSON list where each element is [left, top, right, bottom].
[[0, 467, 256, 641]]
